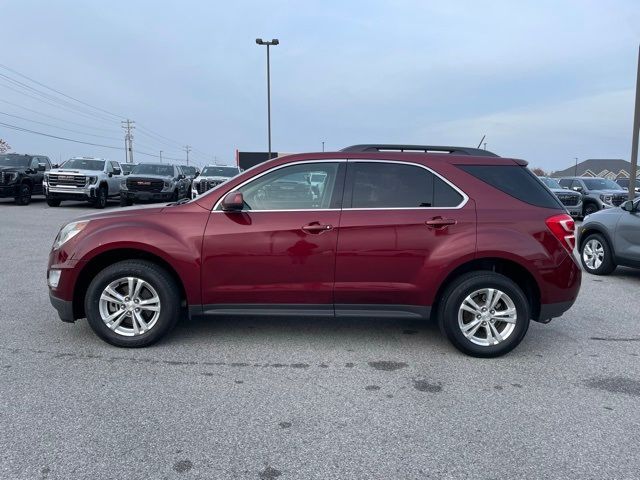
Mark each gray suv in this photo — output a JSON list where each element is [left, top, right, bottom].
[[539, 177, 582, 218], [558, 176, 632, 216], [579, 198, 640, 274], [44, 157, 123, 208]]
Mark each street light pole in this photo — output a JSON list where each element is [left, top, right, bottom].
[[574, 157, 579, 176], [159, 150, 163, 164], [629, 44, 640, 199], [256, 38, 279, 160]]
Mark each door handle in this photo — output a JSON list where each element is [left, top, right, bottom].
[[425, 217, 457, 229], [302, 223, 333, 234]]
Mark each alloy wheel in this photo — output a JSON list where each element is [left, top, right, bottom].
[[98, 277, 161, 336], [457, 288, 517, 346], [583, 239, 604, 270]]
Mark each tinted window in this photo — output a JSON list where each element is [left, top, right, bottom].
[[0, 155, 30, 167], [348, 162, 463, 208], [30, 157, 39, 169], [540, 177, 562, 189], [459, 165, 563, 209], [132, 164, 174, 176], [234, 162, 340, 210], [558, 178, 572, 188]]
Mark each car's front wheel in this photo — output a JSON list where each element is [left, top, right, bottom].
[[438, 272, 530, 358], [46, 198, 61, 207], [580, 233, 616, 275], [583, 202, 598, 216], [93, 185, 107, 209], [84, 260, 181, 347], [15, 183, 31, 205]]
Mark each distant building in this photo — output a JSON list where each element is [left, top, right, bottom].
[[551, 159, 639, 180]]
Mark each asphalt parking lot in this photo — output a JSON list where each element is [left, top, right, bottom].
[[1, 198, 639, 480]]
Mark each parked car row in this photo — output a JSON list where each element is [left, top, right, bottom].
[[1, 153, 240, 208]]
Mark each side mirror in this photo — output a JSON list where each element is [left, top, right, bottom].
[[179, 174, 186, 180], [573, 186, 583, 192], [52, 164, 59, 169], [622, 200, 637, 212], [37, 163, 46, 171], [113, 168, 121, 175], [221, 191, 244, 212]]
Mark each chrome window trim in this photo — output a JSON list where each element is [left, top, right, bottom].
[[212, 159, 346, 211], [345, 159, 468, 210], [211, 158, 469, 212]]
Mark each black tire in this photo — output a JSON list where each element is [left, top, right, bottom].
[[46, 198, 61, 207], [94, 185, 107, 209], [120, 195, 133, 207], [580, 233, 616, 275], [84, 260, 181, 347], [437, 271, 530, 358], [583, 202, 598, 216], [14, 183, 32, 206], [173, 189, 179, 201]]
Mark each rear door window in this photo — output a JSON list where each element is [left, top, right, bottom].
[[346, 162, 464, 209], [459, 165, 563, 209]]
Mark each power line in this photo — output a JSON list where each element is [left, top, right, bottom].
[[0, 111, 122, 141], [0, 63, 124, 120], [0, 120, 123, 150]]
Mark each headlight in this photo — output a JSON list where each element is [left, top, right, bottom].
[[53, 221, 89, 250], [599, 194, 612, 204], [89, 176, 98, 184], [164, 180, 172, 188], [5, 172, 17, 183]]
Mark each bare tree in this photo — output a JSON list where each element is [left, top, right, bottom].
[[531, 167, 547, 176], [0, 138, 11, 154]]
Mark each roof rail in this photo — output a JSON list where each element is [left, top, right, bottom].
[[340, 144, 499, 157]]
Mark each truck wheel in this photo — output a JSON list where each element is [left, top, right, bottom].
[[46, 198, 61, 207], [84, 260, 181, 347], [437, 271, 530, 358], [583, 203, 598, 216], [173, 189, 179, 201], [580, 233, 616, 275], [94, 185, 108, 209], [14, 183, 32, 206], [120, 195, 133, 207]]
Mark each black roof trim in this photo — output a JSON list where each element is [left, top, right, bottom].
[[340, 144, 499, 157]]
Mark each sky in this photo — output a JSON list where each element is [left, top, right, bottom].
[[1, 0, 639, 171]]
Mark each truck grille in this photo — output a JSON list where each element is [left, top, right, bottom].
[[127, 178, 164, 192], [611, 194, 628, 206], [0, 172, 9, 184], [556, 193, 580, 207], [196, 179, 225, 194], [48, 174, 87, 187]]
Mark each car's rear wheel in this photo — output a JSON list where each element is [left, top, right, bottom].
[[84, 260, 181, 347], [580, 233, 616, 275], [120, 195, 133, 207], [15, 183, 31, 205], [438, 272, 530, 358], [46, 198, 61, 207]]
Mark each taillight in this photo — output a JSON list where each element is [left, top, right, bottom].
[[545, 214, 575, 253]]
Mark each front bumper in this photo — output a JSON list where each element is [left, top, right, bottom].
[[45, 185, 97, 201], [122, 190, 174, 202], [0, 184, 18, 198], [49, 291, 75, 323]]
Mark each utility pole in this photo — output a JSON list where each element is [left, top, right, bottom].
[[121, 119, 135, 163], [256, 38, 279, 160], [184, 145, 191, 166], [574, 157, 579, 176], [629, 44, 640, 199], [159, 150, 163, 163], [322, 141, 325, 152]]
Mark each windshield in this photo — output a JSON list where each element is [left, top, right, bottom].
[[181, 166, 197, 176], [61, 158, 105, 171], [132, 164, 174, 176], [201, 166, 239, 177], [583, 178, 624, 190], [0, 154, 30, 167], [540, 177, 562, 189]]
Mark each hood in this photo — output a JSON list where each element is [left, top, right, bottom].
[[127, 173, 173, 180], [195, 175, 231, 182], [0, 166, 25, 173], [551, 188, 580, 195], [590, 189, 627, 195], [50, 168, 101, 175], [72, 200, 207, 223]]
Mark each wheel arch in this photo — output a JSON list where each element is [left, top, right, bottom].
[[579, 225, 615, 254], [72, 248, 188, 320], [432, 257, 542, 322]]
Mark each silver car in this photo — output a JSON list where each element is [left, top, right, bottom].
[[578, 197, 640, 274]]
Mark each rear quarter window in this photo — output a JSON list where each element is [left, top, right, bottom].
[[459, 165, 563, 209]]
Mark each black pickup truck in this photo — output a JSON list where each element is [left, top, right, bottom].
[[0, 153, 52, 205]]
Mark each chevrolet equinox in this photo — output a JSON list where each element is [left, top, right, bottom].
[[47, 144, 581, 357]]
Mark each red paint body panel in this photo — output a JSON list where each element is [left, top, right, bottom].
[[201, 211, 340, 304]]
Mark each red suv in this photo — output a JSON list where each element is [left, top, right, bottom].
[[47, 145, 581, 357]]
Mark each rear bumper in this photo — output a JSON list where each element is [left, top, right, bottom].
[[537, 300, 575, 322], [49, 291, 76, 323]]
